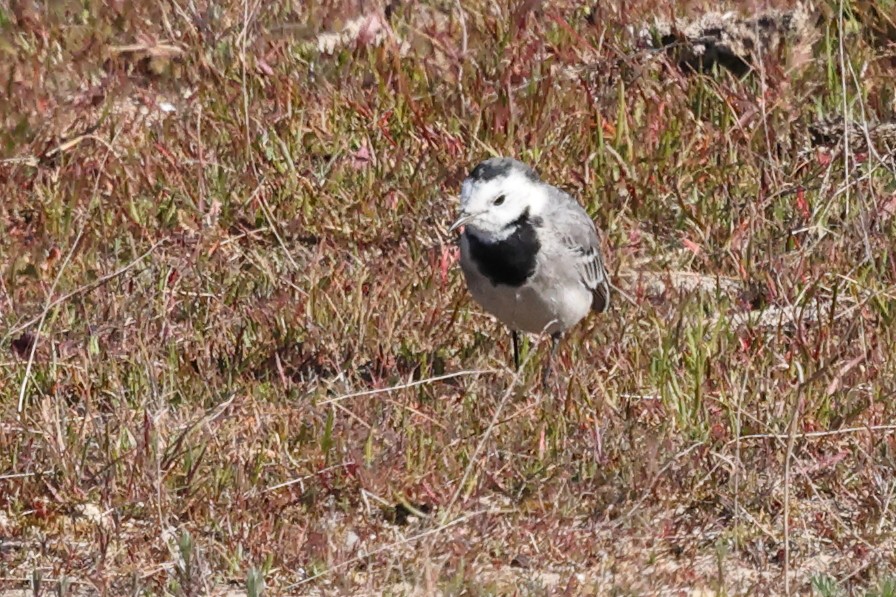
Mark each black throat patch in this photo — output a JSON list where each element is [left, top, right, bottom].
[[467, 210, 540, 287]]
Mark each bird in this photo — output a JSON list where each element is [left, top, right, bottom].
[[449, 157, 611, 382]]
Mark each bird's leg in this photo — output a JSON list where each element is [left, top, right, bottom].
[[511, 330, 521, 370], [541, 332, 562, 390]]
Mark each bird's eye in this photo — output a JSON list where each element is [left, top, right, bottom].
[[493, 195, 506, 206]]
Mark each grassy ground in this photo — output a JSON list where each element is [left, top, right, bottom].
[[3, 0, 896, 594]]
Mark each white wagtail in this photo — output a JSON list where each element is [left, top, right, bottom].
[[449, 157, 611, 378]]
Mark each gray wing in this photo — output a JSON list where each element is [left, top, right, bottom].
[[549, 191, 611, 313]]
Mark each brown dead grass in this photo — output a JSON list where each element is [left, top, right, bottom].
[[3, 0, 896, 595]]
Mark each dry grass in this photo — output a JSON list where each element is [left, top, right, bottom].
[[3, 0, 896, 595]]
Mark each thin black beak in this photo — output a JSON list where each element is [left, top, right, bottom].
[[449, 212, 477, 232]]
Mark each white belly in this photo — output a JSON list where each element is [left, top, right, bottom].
[[460, 256, 592, 336]]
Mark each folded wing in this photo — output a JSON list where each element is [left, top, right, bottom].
[[551, 192, 611, 313]]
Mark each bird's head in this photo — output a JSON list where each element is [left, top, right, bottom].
[[450, 157, 548, 241]]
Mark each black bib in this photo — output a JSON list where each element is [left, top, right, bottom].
[[467, 211, 540, 287]]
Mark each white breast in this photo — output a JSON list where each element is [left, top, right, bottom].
[[458, 236, 592, 336]]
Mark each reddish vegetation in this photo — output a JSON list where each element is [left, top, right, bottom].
[[2, 0, 896, 594]]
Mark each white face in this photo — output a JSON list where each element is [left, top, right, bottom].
[[456, 169, 547, 241]]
